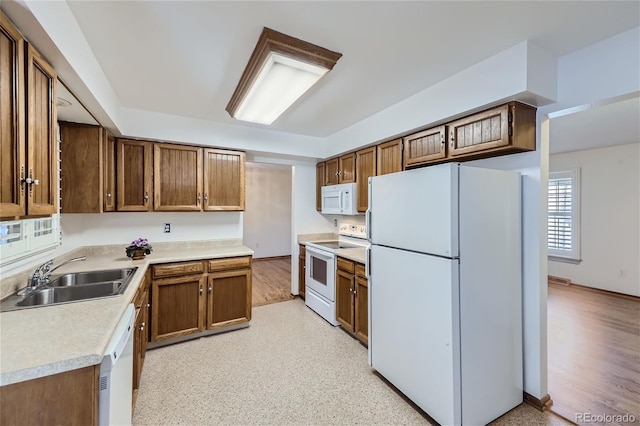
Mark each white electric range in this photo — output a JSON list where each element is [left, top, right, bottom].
[[305, 223, 368, 325]]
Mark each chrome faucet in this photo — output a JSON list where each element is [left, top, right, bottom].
[[18, 256, 87, 296]]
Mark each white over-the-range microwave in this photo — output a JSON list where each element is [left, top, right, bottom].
[[321, 183, 360, 215]]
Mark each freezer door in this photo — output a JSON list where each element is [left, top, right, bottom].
[[369, 163, 458, 257], [369, 245, 461, 426]]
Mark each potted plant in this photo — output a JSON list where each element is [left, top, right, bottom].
[[126, 238, 153, 260]]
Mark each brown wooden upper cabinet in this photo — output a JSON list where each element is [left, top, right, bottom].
[[117, 139, 153, 211], [403, 125, 447, 168], [60, 122, 116, 213], [324, 157, 339, 185], [447, 101, 536, 159], [355, 146, 376, 213], [376, 139, 403, 176], [154, 144, 203, 211], [315, 162, 325, 211], [103, 131, 116, 212], [1, 13, 59, 219], [203, 148, 245, 211], [325, 153, 356, 185], [25, 44, 58, 216], [0, 12, 26, 218]]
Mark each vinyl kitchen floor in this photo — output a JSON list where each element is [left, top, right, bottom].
[[133, 299, 570, 426]]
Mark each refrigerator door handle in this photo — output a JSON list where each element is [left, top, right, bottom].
[[365, 246, 371, 278], [367, 177, 373, 241]]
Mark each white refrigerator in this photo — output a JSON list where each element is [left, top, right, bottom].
[[367, 163, 523, 426]]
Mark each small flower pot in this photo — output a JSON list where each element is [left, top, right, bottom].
[[131, 249, 146, 260]]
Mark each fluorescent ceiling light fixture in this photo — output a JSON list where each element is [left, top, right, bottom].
[[226, 27, 342, 125]]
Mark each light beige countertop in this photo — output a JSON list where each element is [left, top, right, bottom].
[[297, 233, 338, 245], [334, 247, 367, 264], [0, 239, 252, 386]]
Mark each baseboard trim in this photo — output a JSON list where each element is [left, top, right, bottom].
[[524, 392, 553, 411], [550, 281, 640, 301], [548, 275, 571, 286], [253, 255, 291, 261]]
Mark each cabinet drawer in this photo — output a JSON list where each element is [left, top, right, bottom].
[[208, 256, 252, 272], [337, 257, 355, 273], [152, 261, 205, 279], [299, 244, 306, 258], [355, 263, 366, 279]]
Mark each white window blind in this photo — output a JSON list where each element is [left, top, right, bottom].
[[548, 170, 580, 260]]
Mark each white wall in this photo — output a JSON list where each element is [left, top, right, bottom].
[[61, 212, 243, 251], [243, 162, 292, 259], [548, 143, 640, 296]]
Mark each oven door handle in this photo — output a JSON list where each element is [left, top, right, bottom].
[[306, 246, 334, 261]]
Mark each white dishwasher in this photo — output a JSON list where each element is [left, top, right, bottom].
[[99, 304, 134, 426]]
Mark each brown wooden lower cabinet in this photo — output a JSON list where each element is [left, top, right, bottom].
[[335, 257, 368, 345], [0, 366, 99, 426], [133, 270, 150, 405], [298, 244, 306, 299], [150, 256, 252, 343]]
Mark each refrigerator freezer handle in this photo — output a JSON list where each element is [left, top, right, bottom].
[[365, 246, 371, 278], [339, 189, 344, 213]]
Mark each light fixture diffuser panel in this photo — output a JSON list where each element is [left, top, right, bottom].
[[226, 27, 342, 125], [234, 53, 328, 124]]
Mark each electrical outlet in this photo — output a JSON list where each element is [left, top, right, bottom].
[[619, 269, 626, 277], [164, 223, 171, 233], [334, 219, 338, 227]]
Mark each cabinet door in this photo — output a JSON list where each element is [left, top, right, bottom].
[[355, 147, 376, 213], [315, 162, 324, 211], [355, 275, 368, 345], [26, 43, 57, 216], [116, 139, 153, 211], [60, 122, 103, 213], [207, 268, 252, 328], [0, 13, 26, 217], [103, 129, 116, 212], [203, 148, 245, 211], [298, 245, 307, 299], [154, 143, 203, 211], [339, 152, 356, 183], [133, 304, 142, 393], [403, 125, 447, 168], [151, 275, 205, 342], [324, 158, 339, 185], [335, 269, 355, 331], [448, 104, 509, 157], [376, 139, 403, 176]]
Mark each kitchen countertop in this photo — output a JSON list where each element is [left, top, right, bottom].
[[297, 233, 338, 245], [0, 240, 253, 386], [334, 247, 367, 264]]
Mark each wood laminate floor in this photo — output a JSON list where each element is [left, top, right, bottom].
[[252, 256, 293, 307], [547, 283, 640, 425]]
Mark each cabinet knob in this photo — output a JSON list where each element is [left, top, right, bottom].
[[144, 192, 149, 201], [204, 193, 208, 202], [197, 193, 201, 203], [199, 286, 203, 295], [208, 285, 212, 293], [140, 322, 145, 331], [107, 193, 112, 198]]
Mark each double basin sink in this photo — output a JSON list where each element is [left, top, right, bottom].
[[0, 268, 137, 312]]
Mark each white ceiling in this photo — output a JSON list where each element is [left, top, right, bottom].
[[64, 1, 640, 138], [550, 96, 640, 154]]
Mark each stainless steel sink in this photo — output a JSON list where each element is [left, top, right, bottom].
[[49, 269, 135, 287], [0, 267, 137, 312]]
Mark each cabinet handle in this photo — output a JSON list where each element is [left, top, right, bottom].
[[19, 166, 25, 196], [106, 193, 112, 198], [199, 286, 203, 295], [208, 285, 212, 293], [144, 192, 149, 201], [140, 322, 145, 331], [204, 193, 208, 202], [197, 193, 201, 203], [147, 303, 150, 308]]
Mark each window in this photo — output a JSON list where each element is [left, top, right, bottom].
[[0, 215, 60, 267], [548, 169, 580, 261]]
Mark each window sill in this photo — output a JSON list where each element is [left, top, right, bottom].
[[548, 256, 582, 265]]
